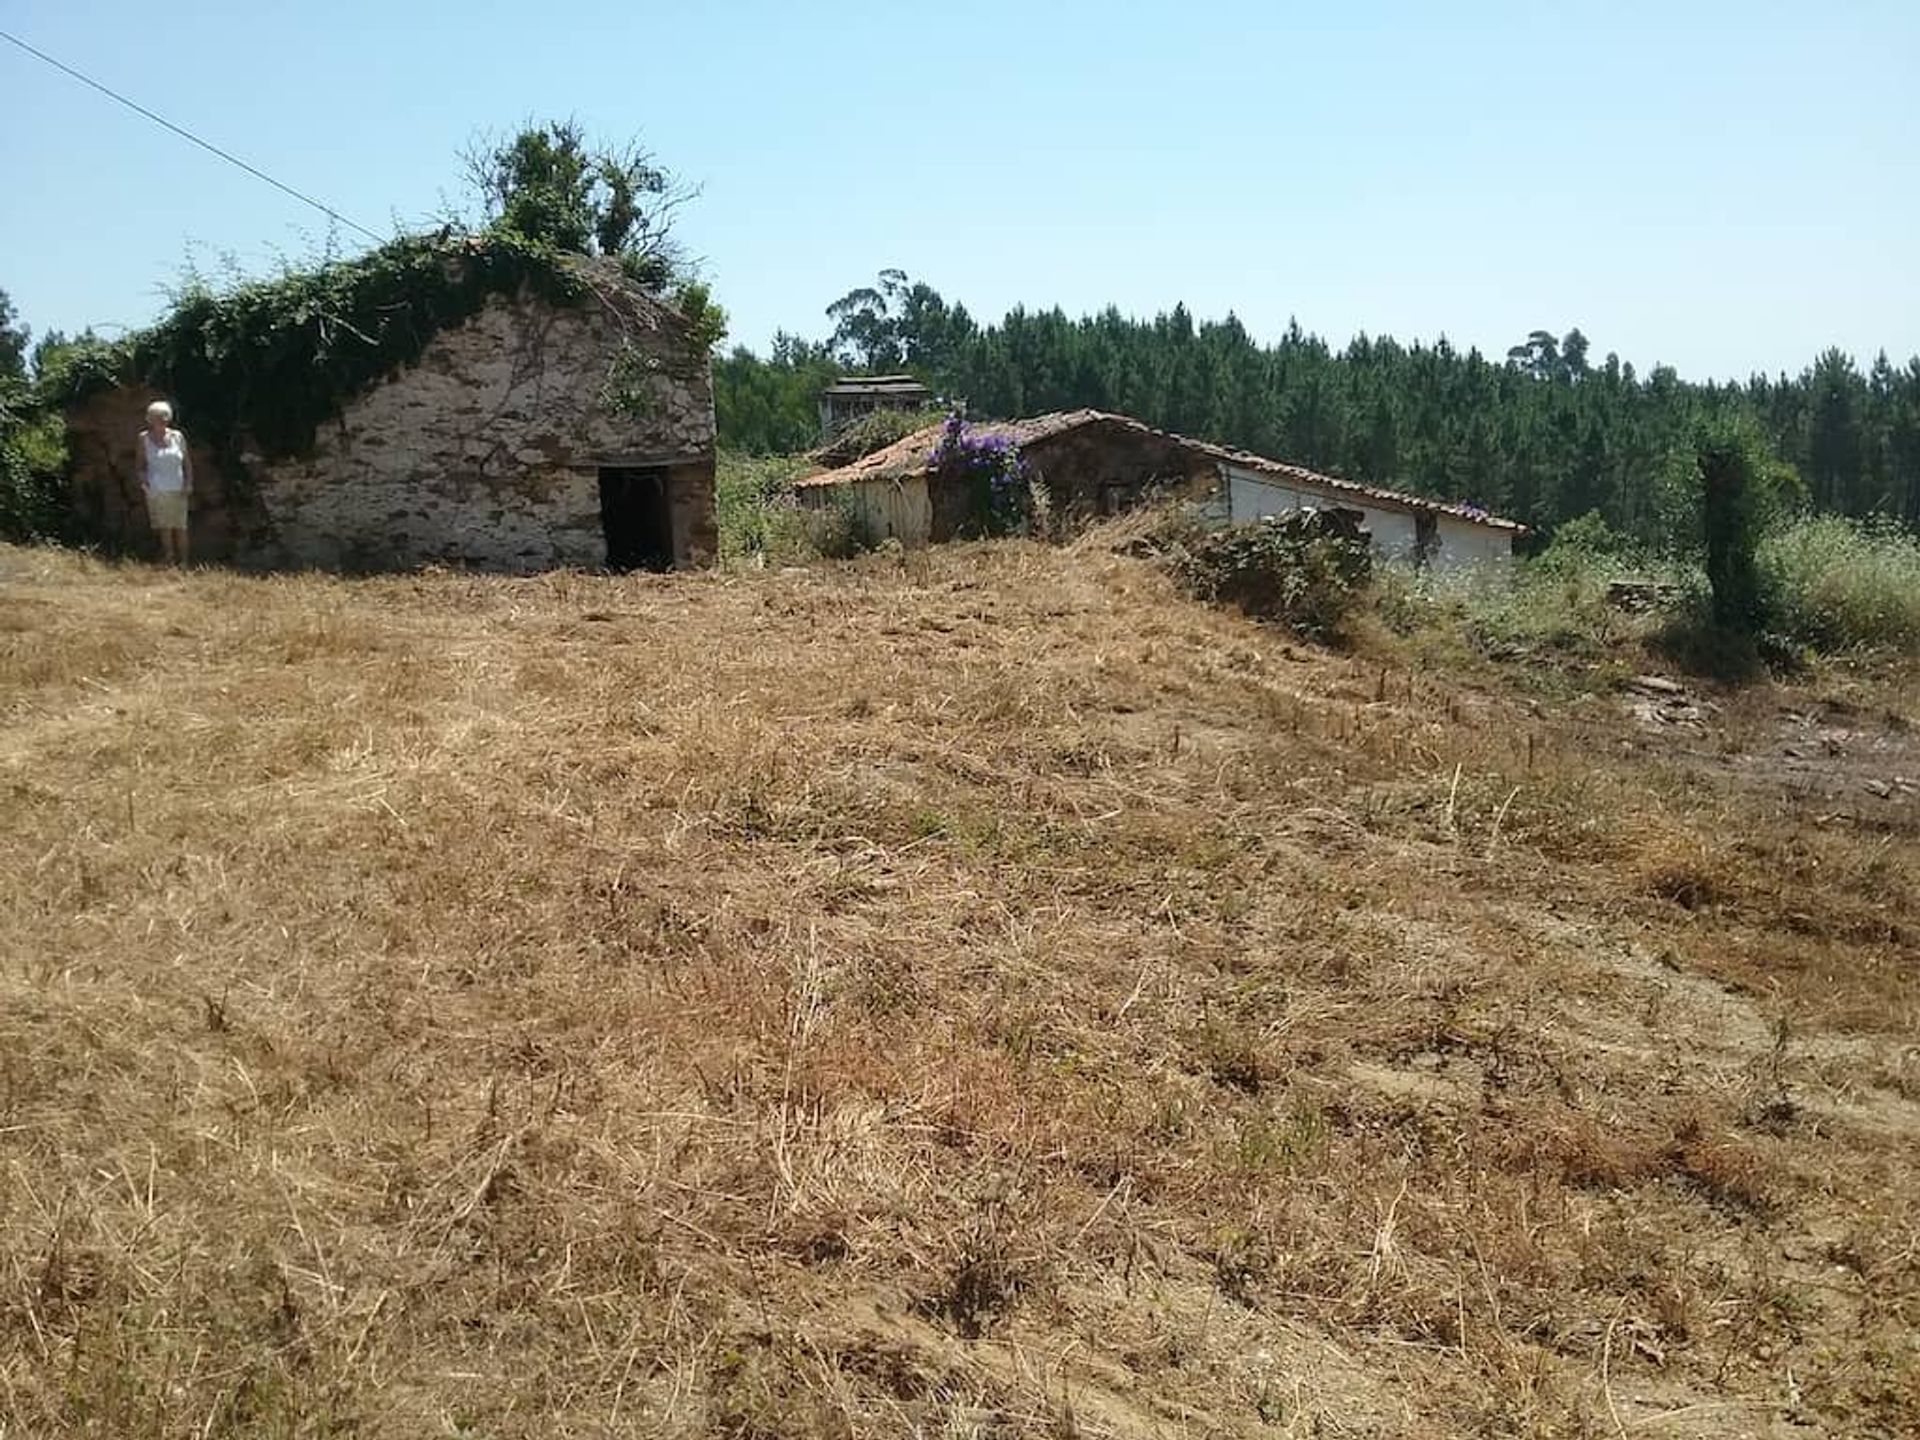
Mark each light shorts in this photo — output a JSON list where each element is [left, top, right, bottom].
[[146, 488, 189, 531]]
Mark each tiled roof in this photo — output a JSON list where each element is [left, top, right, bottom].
[[1198, 445, 1529, 533], [794, 409, 1528, 533]]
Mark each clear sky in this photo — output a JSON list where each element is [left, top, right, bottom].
[[3, 0, 1916, 381]]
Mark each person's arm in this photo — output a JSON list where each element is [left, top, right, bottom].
[[177, 432, 192, 496]]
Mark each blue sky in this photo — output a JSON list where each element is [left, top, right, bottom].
[[3, 0, 1916, 380]]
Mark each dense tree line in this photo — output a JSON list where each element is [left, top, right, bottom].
[[715, 274, 1920, 541]]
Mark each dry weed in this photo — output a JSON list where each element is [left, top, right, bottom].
[[0, 539, 1915, 1437]]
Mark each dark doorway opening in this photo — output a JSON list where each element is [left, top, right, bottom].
[[598, 466, 674, 571]]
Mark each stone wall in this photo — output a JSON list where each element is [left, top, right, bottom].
[[66, 386, 261, 562], [66, 272, 717, 572], [926, 420, 1217, 541], [1023, 422, 1218, 521]]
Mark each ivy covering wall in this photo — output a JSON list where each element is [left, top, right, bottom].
[[45, 231, 590, 471]]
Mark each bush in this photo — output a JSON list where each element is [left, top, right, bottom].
[[715, 450, 870, 564], [813, 406, 944, 468], [1659, 413, 1800, 635], [666, 279, 728, 354], [716, 451, 810, 561], [1168, 510, 1372, 642], [1376, 555, 1625, 660], [777, 492, 871, 562], [1647, 603, 1770, 682], [1759, 513, 1920, 653], [0, 380, 71, 543], [1533, 509, 1636, 576]]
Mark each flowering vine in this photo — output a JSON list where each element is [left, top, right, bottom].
[[929, 413, 1031, 536]]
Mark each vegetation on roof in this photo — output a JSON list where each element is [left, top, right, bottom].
[[26, 121, 726, 515], [810, 404, 945, 468], [44, 230, 589, 467]]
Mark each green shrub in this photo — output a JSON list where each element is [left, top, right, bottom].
[[666, 279, 728, 353], [813, 405, 944, 468], [1647, 602, 1770, 682], [1377, 556, 1619, 658], [715, 450, 870, 564], [716, 451, 809, 560], [1168, 510, 1372, 642], [1373, 543, 1709, 681], [0, 380, 71, 543], [775, 493, 870, 562], [1534, 509, 1635, 576], [1659, 413, 1801, 634], [1759, 514, 1920, 652]]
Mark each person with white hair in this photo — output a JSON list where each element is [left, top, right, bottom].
[[134, 400, 192, 565]]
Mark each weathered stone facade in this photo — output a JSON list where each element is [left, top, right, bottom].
[[66, 264, 716, 572], [923, 419, 1217, 541]]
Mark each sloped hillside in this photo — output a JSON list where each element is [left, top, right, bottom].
[[1, 540, 1915, 1438]]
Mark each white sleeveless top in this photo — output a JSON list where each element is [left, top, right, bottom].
[[143, 430, 187, 492]]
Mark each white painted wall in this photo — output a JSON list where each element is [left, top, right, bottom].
[[801, 477, 933, 545], [1227, 467, 1418, 558], [1225, 464, 1511, 569], [1432, 515, 1514, 570]]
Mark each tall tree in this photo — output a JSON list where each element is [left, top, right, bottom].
[[1804, 348, 1864, 512], [1561, 328, 1591, 381], [1507, 330, 1561, 383], [825, 270, 909, 371]]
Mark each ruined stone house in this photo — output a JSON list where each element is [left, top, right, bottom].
[[796, 410, 1221, 542], [796, 409, 1526, 566], [64, 257, 717, 573]]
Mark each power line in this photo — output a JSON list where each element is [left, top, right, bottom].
[[0, 27, 385, 245]]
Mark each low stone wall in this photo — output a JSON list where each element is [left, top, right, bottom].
[[66, 276, 717, 572]]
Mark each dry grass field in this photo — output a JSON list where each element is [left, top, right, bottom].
[[2, 536, 1916, 1438]]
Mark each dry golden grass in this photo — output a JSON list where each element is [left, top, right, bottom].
[[1, 537, 1916, 1438]]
